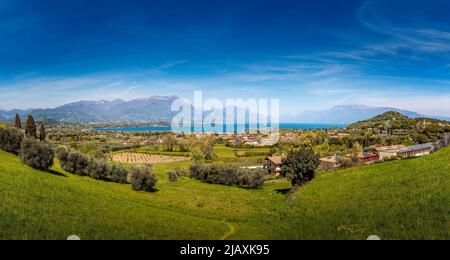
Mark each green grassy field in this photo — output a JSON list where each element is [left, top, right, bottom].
[[0, 146, 449, 240]]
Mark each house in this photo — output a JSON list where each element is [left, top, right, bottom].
[[371, 145, 406, 160], [319, 155, 341, 170], [371, 145, 406, 154], [265, 156, 284, 176], [359, 152, 379, 163], [375, 143, 434, 160], [397, 143, 434, 158]]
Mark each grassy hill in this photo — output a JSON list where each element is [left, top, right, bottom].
[[0, 146, 449, 240], [348, 111, 450, 130]]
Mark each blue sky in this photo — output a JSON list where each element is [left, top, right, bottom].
[[1, 0, 450, 116]]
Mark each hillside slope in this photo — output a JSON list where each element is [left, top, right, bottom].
[[348, 111, 450, 130], [0, 148, 449, 240]]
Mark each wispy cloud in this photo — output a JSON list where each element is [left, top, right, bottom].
[[158, 60, 190, 69], [357, 1, 450, 56]]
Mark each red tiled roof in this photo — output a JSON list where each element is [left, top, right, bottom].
[[267, 156, 283, 165]]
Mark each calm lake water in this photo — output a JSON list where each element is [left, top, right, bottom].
[[94, 123, 346, 133]]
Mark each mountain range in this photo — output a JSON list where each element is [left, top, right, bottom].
[[0, 96, 181, 123], [281, 104, 450, 124], [1, 98, 449, 124]]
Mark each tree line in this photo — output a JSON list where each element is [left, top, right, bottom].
[[189, 163, 265, 189]]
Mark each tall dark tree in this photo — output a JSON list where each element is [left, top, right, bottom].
[[25, 116, 37, 139], [282, 149, 320, 187], [14, 114, 22, 129], [39, 124, 46, 142]]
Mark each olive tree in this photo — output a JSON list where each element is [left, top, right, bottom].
[[0, 127, 24, 154], [20, 139, 54, 171], [130, 166, 158, 192]]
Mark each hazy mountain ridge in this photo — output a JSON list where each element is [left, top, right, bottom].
[[0, 96, 181, 123], [2, 101, 449, 124], [282, 104, 450, 124]]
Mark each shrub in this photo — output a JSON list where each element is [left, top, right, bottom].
[[86, 158, 109, 181], [65, 151, 90, 176], [167, 167, 185, 182], [109, 164, 129, 184], [0, 127, 24, 154], [189, 163, 264, 189], [56, 146, 69, 166], [19, 139, 54, 171], [167, 171, 179, 182], [130, 166, 158, 192]]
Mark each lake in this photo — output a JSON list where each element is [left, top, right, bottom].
[[94, 123, 346, 133]]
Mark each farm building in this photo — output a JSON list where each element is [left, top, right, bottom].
[[265, 156, 284, 176]]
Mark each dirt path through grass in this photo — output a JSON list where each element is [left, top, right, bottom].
[[220, 221, 236, 240]]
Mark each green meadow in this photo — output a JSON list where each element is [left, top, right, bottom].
[[0, 146, 449, 240]]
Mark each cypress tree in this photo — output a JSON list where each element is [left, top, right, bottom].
[[39, 124, 46, 142], [25, 116, 37, 139], [14, 114, 22, 129]]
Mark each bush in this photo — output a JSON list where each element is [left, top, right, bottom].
[[166, 168, 186, 182], [0, 127, 24, 154], [167, 171, 179, 182], [130, 166, 158, 192], [19, 139, 54, 171], [64, 151, 90, 176], [86, 158, 109, 181], [189, 163, 264, 189], [109, 164, 129, 184], [56, 146, 69, 166], [57, 146, 129, 184]]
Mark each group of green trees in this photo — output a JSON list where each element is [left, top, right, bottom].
[[0, 114, 53, 171], [14, 114, 46, 141], [0, 114, 157, 193], [157, 134, 215, 161], [189, 163, 265, 189]]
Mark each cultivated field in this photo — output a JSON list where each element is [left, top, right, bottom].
[[112, 152, 190, 164]]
